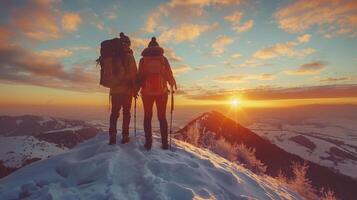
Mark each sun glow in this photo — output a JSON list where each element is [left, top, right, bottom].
[[230, 99, 241, 107]]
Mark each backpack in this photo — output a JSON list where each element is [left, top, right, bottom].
[[97, 38, 125, 88], [141, 56, 167, 95]]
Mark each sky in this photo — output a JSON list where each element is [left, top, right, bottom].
[[0, 0, 357, 110]]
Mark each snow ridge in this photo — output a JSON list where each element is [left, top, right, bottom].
[[0, 133, 301, 200]]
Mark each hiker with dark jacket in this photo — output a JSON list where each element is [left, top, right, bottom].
[[136, 37, 177, 150], [107, 32, 137, 145]]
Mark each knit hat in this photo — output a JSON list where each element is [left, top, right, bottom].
[[148, 37, 159, 47]]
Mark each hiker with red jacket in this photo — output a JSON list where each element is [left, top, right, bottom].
[[137, 37, 177, 150], [99, 32, 137, 145]]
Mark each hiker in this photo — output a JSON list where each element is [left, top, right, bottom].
[[98, 32, 137, 145], [136, 37, 177, 150]]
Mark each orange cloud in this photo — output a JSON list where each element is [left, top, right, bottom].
[[319, 75, 357, 82], [224, 53, 243, 67], [0, 27, 12, 46], [159, 23, 218, 43], [165, 48, 183, 62], [214, 74, 275, 83], [211, 35, 234, 55], [241, 35, 316, 68], [275, 0, 357, 37], [36, 48, 73, 58], [285, 61, 327, 75], [6, 0, 82, 42], [252, 34, 315, 60], [193, 64, 216, 70], [144, 0, 242, 33], [224, 12, 254, 33], [131, 37, 148, 53], [0, 44, 98, 92], [224, 11, 243, 22], [169, 0, 241, 6], [183, 84, 357, 101], [11, 0, 61, 41], [61, 12, 81, 32], [172, 65, 191, 75], [235, 20, 254, 32]]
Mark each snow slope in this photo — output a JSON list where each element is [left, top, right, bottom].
[[248, 118, 357, 178], [0, 136, 68, 168], [0, 133, 301, 200], [0, 115, 102, 178]]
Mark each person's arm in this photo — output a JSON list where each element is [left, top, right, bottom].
[[163, 56, 177, 90]]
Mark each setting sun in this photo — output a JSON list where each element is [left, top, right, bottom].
[[230, 99, 241, 107]]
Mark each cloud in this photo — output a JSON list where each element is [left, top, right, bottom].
[[103, 5, 119, 20], [159, 23, 218, 43], [224, 11, 254, 33], [0, 27, 12, 46], [235, 20, 254, 33], [252, 34, 315, 60], [3, 0, 82, 42], [68, 46, 92, 51], [172, 65, 191, 75], [182, 84, 357, 101], [224, 11, 243, 22], [169, 0, 242, 7], [36, 48, 73, 58], [319, 75, 357, 82], [236, 59, 264, 68], [131, 37, 148, 53], [35, 46, 92, 58], [61, 12, 82, 32], [165, 48, 183, 62], [224, 53, 243, 67], [286, 61, 327, 75], [11, 0, 61, 41], [297, 34, 311, 43], [231, 53, 242, 59], [275, 0, 357, 37], [194, 64, 216, 70], [214, 74, 275, 83], [143, 0, 242, 33], [0, 44, 98, 92], [211, 35, 234, 56]]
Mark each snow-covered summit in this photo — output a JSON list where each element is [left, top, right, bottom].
[[0, 133, 301, 200]]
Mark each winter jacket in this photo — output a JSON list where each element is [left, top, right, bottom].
[[137, 46, 176, 95]]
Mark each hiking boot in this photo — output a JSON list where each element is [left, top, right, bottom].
[[161, 143, 169, 150], [144, 141, 152, 151], [121, 135, 130, 144], [109, 136, 116, 145]]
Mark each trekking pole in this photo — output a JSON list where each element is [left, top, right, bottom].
[[170, 89, 174, 150], [134, 97, 137, 137]]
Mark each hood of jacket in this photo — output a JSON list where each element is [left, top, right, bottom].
[[141, 46, 164, 57]]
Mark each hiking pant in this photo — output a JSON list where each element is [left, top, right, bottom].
[[142, 94, 168, 145], [109, 94, 132, 138]]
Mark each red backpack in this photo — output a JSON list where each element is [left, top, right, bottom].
[[141, 56, 167, 95]]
